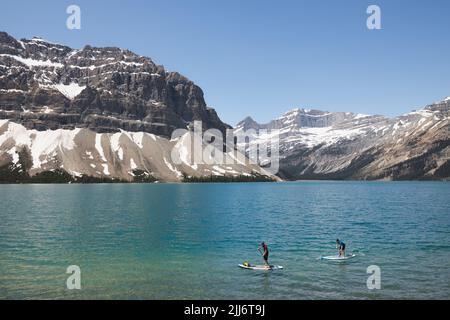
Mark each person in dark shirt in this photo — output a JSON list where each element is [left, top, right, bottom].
[[336, 239, 346, 257], [258, 242, 270, 266]]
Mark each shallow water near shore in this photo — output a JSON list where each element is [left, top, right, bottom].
[[0, 181, 449, 299]]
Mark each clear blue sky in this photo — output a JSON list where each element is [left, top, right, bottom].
[[1, 0, 449, 125]]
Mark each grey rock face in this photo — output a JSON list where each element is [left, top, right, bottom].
[[0, 31, 229, 137]]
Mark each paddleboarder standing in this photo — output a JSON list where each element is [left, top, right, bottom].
[[258, 242, 270, 266], [336, 239, 346, 257]]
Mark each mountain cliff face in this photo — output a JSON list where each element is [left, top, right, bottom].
[[0, 32, 275, 183], [0, 31, 228, 137], [235, 98, 450, 180]]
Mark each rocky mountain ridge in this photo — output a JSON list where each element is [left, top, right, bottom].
[[0, 32, 275, 182], [235, 98, 450, 180], [0, 31, 228, 137]]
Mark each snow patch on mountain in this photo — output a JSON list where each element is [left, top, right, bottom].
[[164, 157, 183, 178], [95, 134, 107, 162], [0, 121, 79, 169], [0, 121, 272, 182], [50, 83, 86, 100], [0, 54, 64, 68]]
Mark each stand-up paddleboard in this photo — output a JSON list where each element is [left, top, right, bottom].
[[320, 254, 356, 261], [239, 264, 283, 270]]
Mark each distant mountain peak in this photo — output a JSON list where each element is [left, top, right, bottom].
[[234, 98, 450, 181], [31, 36, 46, 41], [235, 116, 260, 131], [280, 108, 333, 119], [426, 96, 450, 113]]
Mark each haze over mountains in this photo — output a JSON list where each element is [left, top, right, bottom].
[[1, 31, 449, 182]]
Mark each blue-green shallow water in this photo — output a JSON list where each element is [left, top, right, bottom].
[[0, 182, 449, 300]]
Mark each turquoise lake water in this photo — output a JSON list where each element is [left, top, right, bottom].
[[0, 182, 449, 299]]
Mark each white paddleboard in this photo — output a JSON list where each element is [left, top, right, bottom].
[[321, 254, 356, 261], [239, 264, 283, 270]]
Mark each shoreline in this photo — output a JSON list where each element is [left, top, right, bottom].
[[1, 179, 449, 185]]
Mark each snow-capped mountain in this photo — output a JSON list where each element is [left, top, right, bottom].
[[0, 32, 273, 182], [1, 31, 449, 182], [235, 98, 450, 180], [0, 31, 228, 137]]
